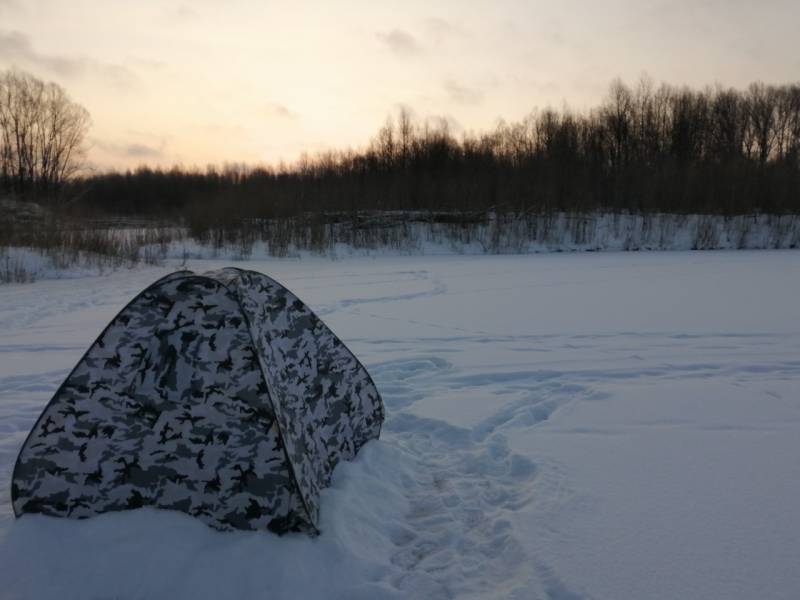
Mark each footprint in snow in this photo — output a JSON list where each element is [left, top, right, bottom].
[[384, 413, 539, 599]]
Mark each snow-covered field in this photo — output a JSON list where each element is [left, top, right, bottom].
[[1, 250, 799, 599]]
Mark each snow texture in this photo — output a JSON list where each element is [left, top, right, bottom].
[[1, 250, 800, 599], [3, 211, 800, 284]]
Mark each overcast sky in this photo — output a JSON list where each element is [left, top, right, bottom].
[[1, 0, 798, 170]]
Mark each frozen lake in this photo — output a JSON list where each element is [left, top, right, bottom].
[[1, 250, 799, 599]]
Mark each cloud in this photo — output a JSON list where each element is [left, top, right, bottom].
[[265, 102, 297, 120], [444, 79, 484, 105], [124, 143, 163, 159], [423, 18, 465, 43], [92, 138, 165, 160], [376, 29, 421, 57], [0, 0, 21, 13], [0, 30, 74, 74], [509, 75, 561, 95], [126, 57, 166, 70], [164, 4, 199, 23], [0, 29, 139, 89]]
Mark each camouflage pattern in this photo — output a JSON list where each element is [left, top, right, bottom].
[[11, 268, 384, 534], [209, 269, 385, 526]]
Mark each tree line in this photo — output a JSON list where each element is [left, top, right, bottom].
[[3, 69, 799, 220]]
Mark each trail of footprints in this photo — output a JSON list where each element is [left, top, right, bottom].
[[386, 416, 537, 598], [373, 356, 582, 598]]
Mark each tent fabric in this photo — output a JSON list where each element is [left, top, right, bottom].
[[11, 268, 384, 534]]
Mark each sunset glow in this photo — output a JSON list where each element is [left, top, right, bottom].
[[1, 0, 798, 170]]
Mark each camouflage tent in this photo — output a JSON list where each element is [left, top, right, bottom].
[[11, 268, 384, 534]]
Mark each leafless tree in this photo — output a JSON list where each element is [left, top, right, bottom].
[[746, 82, 778, 165], [0, 69, 90, 198]]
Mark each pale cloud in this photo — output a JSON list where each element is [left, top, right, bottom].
[[376, 29, 421, 57], [0, 30, 139, 89], [126, 57, 166, 70], [164, 4, 199, 23], [423, 17, 465, 43], [0, 30, 76, 74], [92, 137, 166, 160], [265, 102, 297, 120], [444, 79, 484, 105], [0, 0, 21, 13], [125, 143, 164, 159]]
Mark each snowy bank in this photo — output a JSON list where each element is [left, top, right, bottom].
[[164, 212, 800, 260], [3, 212, 799, 283]]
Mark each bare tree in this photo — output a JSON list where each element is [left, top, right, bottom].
[[746, 82, 778, 165], [0, 69, 90, 198], [397, 107, 414, 167]]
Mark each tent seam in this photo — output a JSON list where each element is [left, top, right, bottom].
[[227, 267, 385, 438], [218, 268, 321, 534]]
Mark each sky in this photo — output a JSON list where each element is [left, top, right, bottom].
[[1, 0, 798, 171]]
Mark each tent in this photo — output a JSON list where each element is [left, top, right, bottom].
[[11, 267, 384, 534]]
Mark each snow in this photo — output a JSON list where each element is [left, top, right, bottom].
[[4, 211, 800, 284], [160, 212, 799, 259], [1, 250, 800, 599]]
